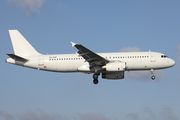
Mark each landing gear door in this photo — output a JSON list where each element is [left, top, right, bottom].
[[150, 52, 156, 62], [38, 56, 44, 66]]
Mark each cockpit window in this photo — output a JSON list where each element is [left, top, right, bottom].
[[161, 55, 168, 58]]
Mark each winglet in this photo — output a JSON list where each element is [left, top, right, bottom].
[[71, 42, 76, 47]]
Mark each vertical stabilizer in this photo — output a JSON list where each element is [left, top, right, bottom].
[[9, 30, 41, 56]]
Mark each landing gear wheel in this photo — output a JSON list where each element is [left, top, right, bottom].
[[93, 74, 98, 79], [93, 73, 100, 84], [93, 79, 98, 84], [150, 69, 155, 80], [151, 75, 155, 80]]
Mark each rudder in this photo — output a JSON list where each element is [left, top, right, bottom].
[[9, 30, 41, 56]]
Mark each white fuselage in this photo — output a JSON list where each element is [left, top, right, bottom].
[[6, 51, 175, 73], [6, 30, 176, 83]]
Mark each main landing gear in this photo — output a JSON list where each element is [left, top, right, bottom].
[[93, 73, 100, 84], [151, 69, 155, 80]]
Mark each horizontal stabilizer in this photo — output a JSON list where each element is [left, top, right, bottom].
[[7, 54, 28, 61]]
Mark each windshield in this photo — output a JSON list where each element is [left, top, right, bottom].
[[161, 55, 168, 58]]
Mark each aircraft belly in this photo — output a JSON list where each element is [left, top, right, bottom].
[[57, 62, 79, 72], [126, 59, 165, 70], [126, 60, 150, 70], [45, 61, 86, 72]]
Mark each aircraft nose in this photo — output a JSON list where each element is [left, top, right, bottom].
[[170, 59, 175, 67]]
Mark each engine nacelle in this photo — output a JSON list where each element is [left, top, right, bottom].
[[103, 62, 126, 71], [102, 71, 124, 79]]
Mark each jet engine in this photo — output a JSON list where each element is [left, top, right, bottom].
[[102, 71, 124, 79], [102, 61, 126, 71]]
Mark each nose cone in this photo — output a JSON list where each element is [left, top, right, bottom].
[[170, 59, 175, 67]]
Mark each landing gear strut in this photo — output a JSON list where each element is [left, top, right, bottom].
[[151, 69, 155, 80], [93, 73, 100, 84]]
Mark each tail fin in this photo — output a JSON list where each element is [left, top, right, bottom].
[[9, 30, 41, 56]]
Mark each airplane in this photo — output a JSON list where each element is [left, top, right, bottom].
[[6, 30, 175, 84]]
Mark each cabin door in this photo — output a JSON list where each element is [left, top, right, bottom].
[[38, 56, 44, 66], [150, 52, 156, 62]]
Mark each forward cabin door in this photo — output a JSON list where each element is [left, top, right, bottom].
[[150, 52, 156, 62]]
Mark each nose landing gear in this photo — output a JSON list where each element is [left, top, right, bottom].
[[151, 75, 155, 80], [151, 69, 155, 80]]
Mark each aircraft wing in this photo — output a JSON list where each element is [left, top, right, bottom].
[[71, 42, 109, 69]]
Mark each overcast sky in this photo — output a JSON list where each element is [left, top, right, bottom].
[[1, 0, 180, 120]]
